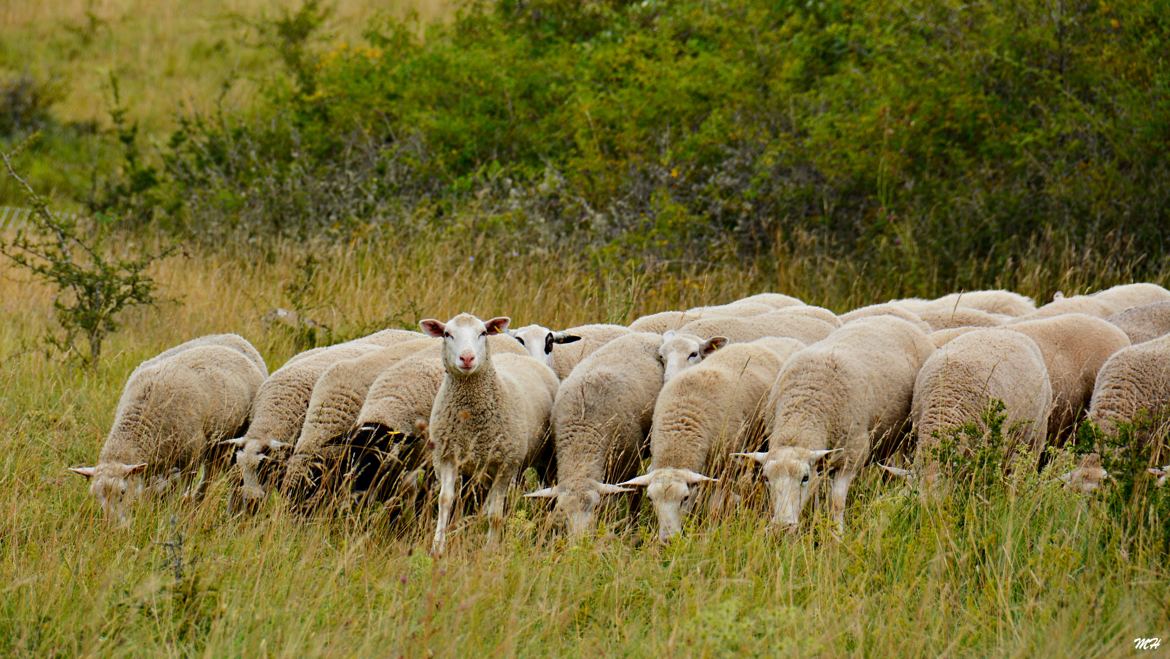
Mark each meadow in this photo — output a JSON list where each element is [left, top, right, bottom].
[[4, 0, 1170, 654], [1, 237, 1169, 656]]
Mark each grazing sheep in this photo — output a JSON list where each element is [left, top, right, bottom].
[[931, 290, 1036, 317], [226, 341, 389, 505], [1022, 295, 1116, 320], [734, 293, 806, 309], [70, 343, 266, 524], [421, 314, 559, 554], [619, 343, 785, 541], [509, 323, 632, 379], [893, 329, 1052, 491], [658, 330, 728, 383], [1090, 283, 1170, 314], [1061, 334, 1170, 492], [1106, 301, 1170, 345], [915, 306, 1007, 331], [629, 310, 705, 334], [1004, 314, 1130, 442], [677, 311, 836, 346], [736, 316, 933, 532], [840, 303, 932, 333], [137, 333, 267, 378], [277, 338, 439, 504], [525, 333, 666, 535]]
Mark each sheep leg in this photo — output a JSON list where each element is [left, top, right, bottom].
[[432, 460, 458, 555], [829, 470, 855, 535], [484, 466, 517, 545]]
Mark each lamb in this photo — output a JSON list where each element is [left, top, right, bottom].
[[421, 313, 559, 554], [890, 329, 1053, 491], [735, 316, 934, 532], [930, 290, 1036, 317], [839, 303, 932, 333], [508, 323, 632, 379], [70, 342, 266, 524], [1106, 301, 1170, 345], [618, 343, 785, 541], [1004, 314, 1130, 442], [1090, 283, 1170, 314], [524, 333, 666, 535]]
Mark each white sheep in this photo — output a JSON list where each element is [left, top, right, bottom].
[[525, 332, 666, 535], [1106, 301, 1170, 345], [70, 342, 266, 524], [736, 316, 933, 532], [629, 310, 705, 333], [891, 329, 1053, 491], [657, 330, 729, 383], [1004, 314, 1130, 441], [839, 303, 932, 333], [1090, 283, 1170, 314], [508, 323, 632, 379], [619, 343, 785, 541], [1021, 295, 1117, 320], [915, 306, 1008, 331], [421, 313, 559, 554], [733, 293, 806, 309], [930, 290, 1036, 317], [677, 310, 837, 345]]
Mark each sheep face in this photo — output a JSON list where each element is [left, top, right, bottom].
[[508, 324, 581, 366], [658, 332, 728, 383], [70, 463, 148, 526], [759, 448, 820, 530], [224, 437, 290, 501], [421, 313, 510, 375], [1060, 455, 1110, 494], [526, 480, 632, 536], [621, 468, 716, 541]]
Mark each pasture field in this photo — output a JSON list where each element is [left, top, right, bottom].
[[2, 237, 1169, 656]]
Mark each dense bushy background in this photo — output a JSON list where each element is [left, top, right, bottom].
[[6, 0, 1170, 275]]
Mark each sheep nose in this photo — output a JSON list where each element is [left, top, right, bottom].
[[458, 353, 476, 369]]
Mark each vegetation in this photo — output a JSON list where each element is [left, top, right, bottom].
[[3, 0, 1170, 654]]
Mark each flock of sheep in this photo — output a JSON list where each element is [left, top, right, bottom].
[[70, 284, 1170, 552]]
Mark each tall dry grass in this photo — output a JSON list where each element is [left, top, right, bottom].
[[1, 235, 1168, 655]]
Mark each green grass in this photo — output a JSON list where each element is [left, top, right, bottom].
[[2, 237, 1168, 655]]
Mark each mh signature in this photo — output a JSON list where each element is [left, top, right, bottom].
[[1135, 638, 1162, 651]]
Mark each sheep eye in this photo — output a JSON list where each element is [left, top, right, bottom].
[[515, 337, 525, 346], [800, 474, 810, 486], [688, 352, 698, 360], [442, 332, 451, 339], [480, 331, 487, 337]]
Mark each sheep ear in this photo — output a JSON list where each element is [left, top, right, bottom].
[[484, 317, 511, 335], [524, 486, 559, 499], [679, 469, 717, 484], [593, 481, 634, 495], [125, 463, 148, 475], [69, 466, 97, 479], [553, 332, 582, 345], [878, 463, 913, 479], [1147, 467, 1167, 477], [701, 336, 728, 356], [731, 452, 769, 465], [808, 448, 843, 462], [220, 437, 247, 447], [618, 473, 655, 487], [420, 319, 446, 338]]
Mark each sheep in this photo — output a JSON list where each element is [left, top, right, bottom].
[[688, 302, 777, 317], [735, 316, 934, 532], [508, 323, 632, 379], [225, 341, 389, 506], [840, 303, 932, 333], [915, 306, 1008, 331], [931, 290, 1036, 317], [890, 329, 1052, 491], [1004, 314, 1130, 442], [421, 313, 559, 554], [135, 333, 267, 378], [677, 311, 837, 345], [1090, 283, 1170, 314], [70, 343, 266, 524], [618, 343, 785, 541], [733, 293, 806, 309], [1059, 334, 1170, 492], [1021, 295, 1117, 320], [929, 327, 979, 349], [629, 310, 706, 334], [277, 338, 439, 504], [524, 333, 666, 535], [1106, 301, 1170, 345], [658, 330, 729, 383]]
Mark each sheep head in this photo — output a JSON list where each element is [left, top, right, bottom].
[[735, 447, 840, 531], [620, 468, 716, 541], [526, 480, 632, 536], [1059, 454, 1110, 494], [658, 331, 727, 384], [421, 313, 509, 376], [507, 324, 582, 366], [69, 462, 148, 526], [229, 437, 292, 501]]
